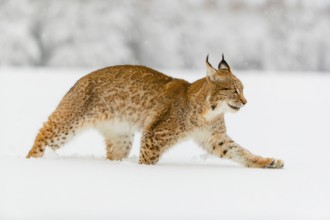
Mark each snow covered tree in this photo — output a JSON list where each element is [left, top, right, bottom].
[[0, 0, 329, 71]]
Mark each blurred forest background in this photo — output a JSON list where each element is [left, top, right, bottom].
[[0, 0, 329, 72]]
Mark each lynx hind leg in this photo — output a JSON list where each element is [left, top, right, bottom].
[[97, 123, 134, 161], [104, 133, 134, 160], [26, 104, 89, 158], [27, 78, 98, 159], [26, 118, 81, 158]]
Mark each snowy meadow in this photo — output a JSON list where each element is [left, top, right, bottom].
[[0, 68, 330, 220], [1, 0, 330, 219]]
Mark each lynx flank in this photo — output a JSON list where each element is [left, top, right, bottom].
[[27, 55, 284, 168]]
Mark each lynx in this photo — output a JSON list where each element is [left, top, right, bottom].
[[26, 55, 284, 168]]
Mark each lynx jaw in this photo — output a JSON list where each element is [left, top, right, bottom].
[[228, 104, 240, 111]]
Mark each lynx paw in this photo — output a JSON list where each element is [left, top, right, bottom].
[[248, 157, 284, 169], [266, 159, 284, 169], [26, 149, 44, 158]]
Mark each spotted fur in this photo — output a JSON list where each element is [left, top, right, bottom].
[[26, 56, 284, 168]]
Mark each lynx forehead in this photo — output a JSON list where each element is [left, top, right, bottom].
[[26, 54, 283, 169]]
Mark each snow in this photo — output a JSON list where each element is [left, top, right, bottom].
[[1, 68, 330, 220]]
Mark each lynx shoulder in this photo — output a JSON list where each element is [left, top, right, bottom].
[[27, 55, 284, 168]]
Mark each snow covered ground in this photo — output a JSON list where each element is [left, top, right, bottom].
[[0, 68, 330, 220]]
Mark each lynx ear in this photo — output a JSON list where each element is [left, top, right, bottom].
[[218, 53, 230, 71], [206, 55, 226, 82]]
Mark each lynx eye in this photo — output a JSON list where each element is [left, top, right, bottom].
[[235, 88, 241, 95]]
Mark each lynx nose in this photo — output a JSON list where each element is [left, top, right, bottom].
[[241, 97, 247, 105]]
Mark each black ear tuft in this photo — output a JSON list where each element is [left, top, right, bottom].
[[206, 54, 216, 72], [218, 54, 230, 70], [206, 54, 210, 65]]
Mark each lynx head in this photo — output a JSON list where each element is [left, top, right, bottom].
[[205, 54, 247, 116]]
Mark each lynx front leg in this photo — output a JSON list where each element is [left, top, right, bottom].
[[138, 110, 185, 165], [196, 132, 284, 168], [138, 133, 161, 165], [139, 129, 181, 165]]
